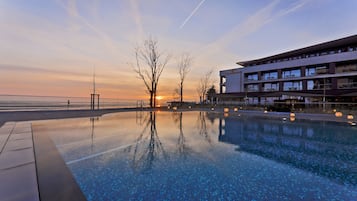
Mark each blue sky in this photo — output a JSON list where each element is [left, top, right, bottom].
[[0, 0, 356, 100]]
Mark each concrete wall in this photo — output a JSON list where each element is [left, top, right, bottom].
[[225, 71, 243, 93]]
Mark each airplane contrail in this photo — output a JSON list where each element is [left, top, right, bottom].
[[179, 0, 206, 29]]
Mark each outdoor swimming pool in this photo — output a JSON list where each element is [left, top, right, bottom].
[[33, 111, 357, 201]]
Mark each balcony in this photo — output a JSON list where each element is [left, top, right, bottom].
[[338, 82, 357, 89], [263, 76, 278, 80], [263, 88, 278, 92], [245, 78, 259, 83], [288, 87, 299, 91]]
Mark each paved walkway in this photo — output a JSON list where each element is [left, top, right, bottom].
[[0, 122, 39, 201]]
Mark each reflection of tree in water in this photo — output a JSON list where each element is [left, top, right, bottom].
[[196, 111, 212, 145], [172, 112, 192, 159], [135, 110, 146, 126], [130, 112, 167, 173]]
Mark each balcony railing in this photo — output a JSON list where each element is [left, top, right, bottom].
[[262, 76, 278, 80], [338, 82, 357, 89], [263, 88, 279, 92]]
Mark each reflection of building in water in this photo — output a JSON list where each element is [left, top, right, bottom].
[[219, 117, 357, 185]]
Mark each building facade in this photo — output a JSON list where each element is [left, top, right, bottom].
[[219, 35, 357, 107]]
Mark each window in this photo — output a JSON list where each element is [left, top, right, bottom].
[[315, 66, 328, 75], [337, 77, 357, 89], [283, 81, 302, 91], [262, 71, 278, 80], [305, 67, 316, 76], [246, 73, 258, 81], [307, 80, 315, 90], [263, 83, 279, 91], [246, 84, 259, 92], [307, 79, 331, 90], [336, 64, 357, 73], [282, 69, 301, 78]]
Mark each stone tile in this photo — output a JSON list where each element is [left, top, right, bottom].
[[0, 134, 10, 152], [0, 148, 34, 170], [12, 127, 32, 134], [3, 139, 33, 152], [0, 123, 14, 136], [0, 162, 39, 201], [9, 133, 32, 141]]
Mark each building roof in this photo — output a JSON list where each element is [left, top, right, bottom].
[[237, 34, 357, 67]]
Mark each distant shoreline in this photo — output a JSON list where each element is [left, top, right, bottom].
[[0, 107, 355, 127]]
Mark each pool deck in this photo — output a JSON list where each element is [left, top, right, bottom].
[[0, 122, 39, 201], [0, 108, 355, 201]]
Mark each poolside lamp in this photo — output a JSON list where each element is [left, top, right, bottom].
[[173, 106, 177, 111], [234, 107, 238, 112], [335, 111, 343, 118], [290, 117, 296, 122], [264, 110, 268, 113], [290, 112, 295, 118], [347, 114, 354, 120], [224, 108, 229, 113], [211, 107, 215, 111]]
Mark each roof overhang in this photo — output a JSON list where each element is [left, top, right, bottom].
[[237, 34, 357, 66]]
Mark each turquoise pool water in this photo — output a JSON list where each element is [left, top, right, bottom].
[[37, 111, 357, 200]]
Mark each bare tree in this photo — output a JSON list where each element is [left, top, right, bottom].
[[176, 53, 192, 104], [196, 70, 214, 104], [134, 37, 170, 108]]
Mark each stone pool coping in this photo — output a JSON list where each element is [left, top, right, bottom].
[[33, 123, 86, 201], [0, 108, 355, 201]]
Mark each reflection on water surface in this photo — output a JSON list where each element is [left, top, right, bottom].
[[33, 111, 357, 201]]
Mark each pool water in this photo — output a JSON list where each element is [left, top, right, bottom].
[[35, 111, 357, 201]]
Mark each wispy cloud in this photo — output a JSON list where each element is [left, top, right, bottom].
[[201, 0, 310, 57], [276, 0, 310, 17], [56, 0, 130, 61], [179, 0, 206, 29], [129, 0, 144, 40]]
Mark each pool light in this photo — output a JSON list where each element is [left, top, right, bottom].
[[347, 114, 354, 120], [335, 112, 343, 117]]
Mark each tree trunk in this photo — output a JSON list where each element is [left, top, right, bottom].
[[180, 82, 183, 105], [150, 92, 153, 108]]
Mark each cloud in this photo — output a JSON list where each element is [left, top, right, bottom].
[[129, 0, 144, 40], [0, 63, 136, 80], [56, 0, 130, 61], [194, 0, 310, 65], [276, 0, 310, 17]]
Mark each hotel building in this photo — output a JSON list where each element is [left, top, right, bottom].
[[219, 35, 357, 107]]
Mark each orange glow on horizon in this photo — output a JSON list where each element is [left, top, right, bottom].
[[156, 96, 164, 100]]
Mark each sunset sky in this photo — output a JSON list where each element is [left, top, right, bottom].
[[1, 0, 357, 102]]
